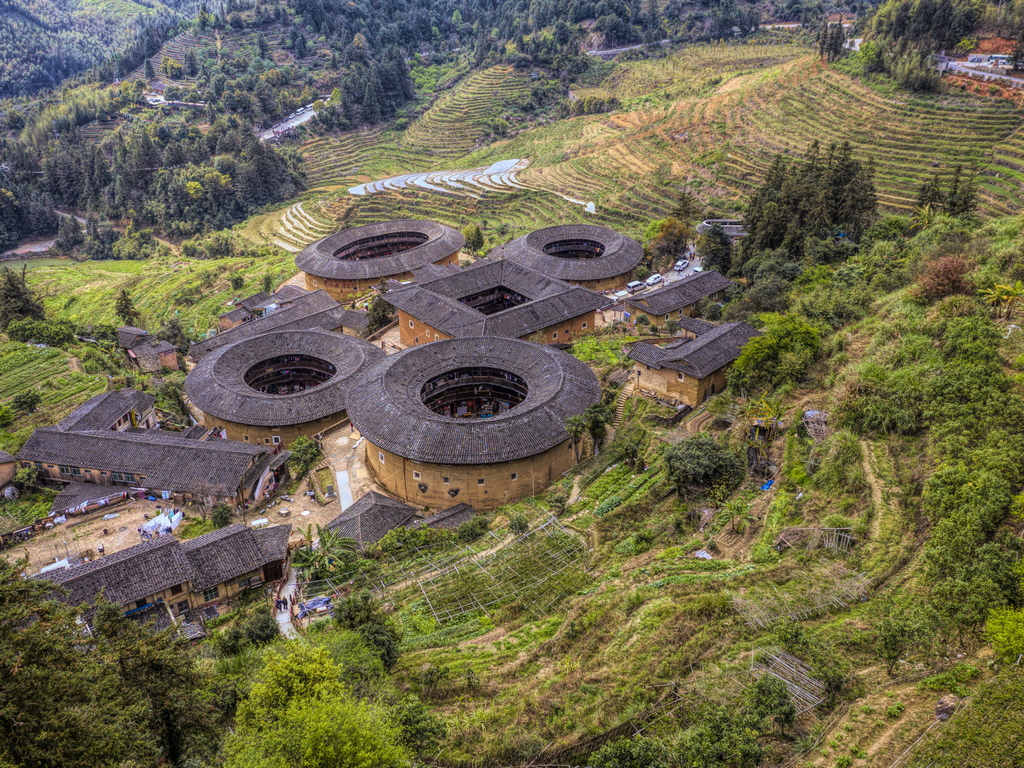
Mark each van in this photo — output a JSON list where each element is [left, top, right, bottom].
[[612, 289, 630, 301], [626, 280, 646, 294], [645, 273, 664, 286]]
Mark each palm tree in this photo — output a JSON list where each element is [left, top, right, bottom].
[[721, 499, 754, 533], [1003, 281, 1024, 320], [565, 415, 587, 463], [980, 284, 1010, 319]]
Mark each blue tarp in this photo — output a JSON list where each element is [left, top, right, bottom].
[[297, 596, 332, 619], [760, 480, 774, 491]]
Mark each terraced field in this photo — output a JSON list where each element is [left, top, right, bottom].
[[240, 201, 338, 251], [278, 46, 1024, 250], [0, 342, 107, 435], [126, 27, 283, 87], [692, 62, 1022, 214], [400, 66, 532, 155]]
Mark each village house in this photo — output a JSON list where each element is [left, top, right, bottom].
[[383, 259, 612, 346], [17, 389, 289, 510], [324, 490, 477, 548], [623, 271, 734, 328], [217, 285, 310, 331], [189, 288, 368, 365], [117, 326, 179, 372], [628, 321, 760, 407], [41, 523, 291, 622], [0, 450, 15, 489]]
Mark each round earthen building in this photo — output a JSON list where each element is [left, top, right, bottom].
[[295, 219, 465, 300], [185, 329, 385, 445], [346, 337, 600, 510]]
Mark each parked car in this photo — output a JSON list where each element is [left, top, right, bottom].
[[645, 273, 664, 286], [692, 266, 704, 273], [674, 260, 689, 272], [612, 289, 630, 301], [626, 280, 646, 294]]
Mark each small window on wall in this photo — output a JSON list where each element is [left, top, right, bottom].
[[264, 438, 270, 444], [413, 471, 421, 480], [171, 584, 183, 596], [312, 280, 318, 286], [272, 436, 281, 445], [243, 435, 249, 442], [379, 452, 386, 464], [582, 322, 588, 330], [409, 320, 414, 328], [176, 600, 189, 614], [552, 332, 558, 340], [443, 476, 450, 484], [203, 586, 219, 602], [677, 373, 684, 381], [510, 473, 518, 480], [477, 478, 485, 485]]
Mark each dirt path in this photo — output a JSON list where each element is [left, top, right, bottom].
[[860, 439, 886, 542]]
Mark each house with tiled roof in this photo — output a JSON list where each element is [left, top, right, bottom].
[[190, 288, 368, 364], [0, 449, 15, 489], [55, 388, 157, 432], [19, 393, 290, 510], [41, 523, 291, 622], [623, 271, 734, 328], [384, 259, 612, 347], [627, 321, 760, 407], [117, 326, 179, 372], [324, 491, 479, 547]]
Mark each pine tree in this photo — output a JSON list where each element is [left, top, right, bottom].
[[144, 58, 155, 80], [462, 222, 484, 252], [0, 265, 45, 330], [115, 288, 140, 325]]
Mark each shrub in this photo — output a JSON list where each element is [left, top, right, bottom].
[[457, 515, 489, 542], [211, 502, 233, 529], [917, 256, 974, 300], [11, 391, 40, 412], [590, 736, 672, 768], [985, 607, 1024, 662], [665, 436, 745, 496], [729, 313, 821, 393]]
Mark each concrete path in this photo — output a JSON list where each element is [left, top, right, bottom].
[[275, 566, 299, 638], [335, 469, 354, 512]]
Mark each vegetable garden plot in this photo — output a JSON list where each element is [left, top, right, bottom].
[[407, 517, 590, 623]]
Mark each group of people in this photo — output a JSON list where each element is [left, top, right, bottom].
[[274, 595, 295, 612]]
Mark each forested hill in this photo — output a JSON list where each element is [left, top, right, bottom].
[[0, 0, 202, 97]]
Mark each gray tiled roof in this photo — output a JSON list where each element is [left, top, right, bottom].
[[182, 523, 290, 591], [628, 321, 760, 379], [296, 220, 465, 281], [19, 429, 271, 497], [185, 329, 385, 427], [51, 482, 126, 514], [495, 225, 643, 282], [190, 290, 368, 363], [412, 503, 478, 530], [0, 450, 16, 464], [220, 286, 310, 323], [324, 491, 419, 546], [44, 537, 193, 607], [624, 271, 734, 316], [384, 259, 612, 339], [42, 523, 290, 607], [676, 316, 716, 335], [117, 326, 148, 349], [56, 389, 155, 432], [347, 337, 601, 464]]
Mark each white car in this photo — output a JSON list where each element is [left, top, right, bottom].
[[674, 260, 689, 272], [645, 273, 664, 286]]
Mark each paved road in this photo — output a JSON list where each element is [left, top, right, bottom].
[[259, 105, 318, 141], [942, 59, 1024, 87], [586, 39, 670, 58]]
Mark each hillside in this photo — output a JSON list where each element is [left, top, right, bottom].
[[0, 0, 202, 97], [236, 44, 1024, 256]]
